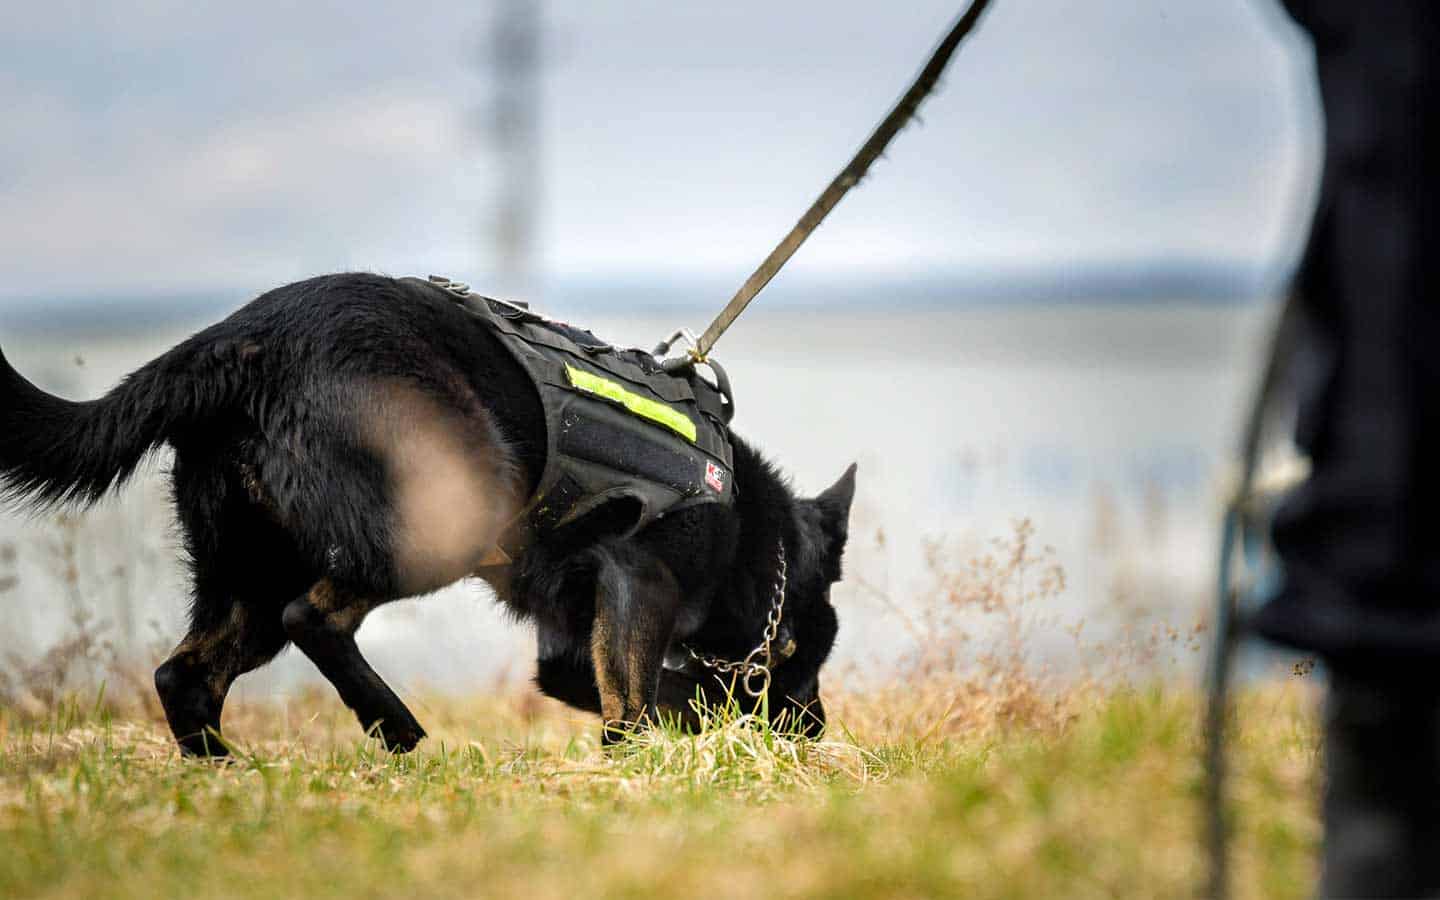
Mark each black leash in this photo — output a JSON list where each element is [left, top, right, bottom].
[[1204, 287, 1301, 899], [655, 0, 996, 368]]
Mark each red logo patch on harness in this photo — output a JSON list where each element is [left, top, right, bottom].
[[705, 461, 726, 494]]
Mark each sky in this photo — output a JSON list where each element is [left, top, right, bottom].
[[0, 0, 1319, 308]]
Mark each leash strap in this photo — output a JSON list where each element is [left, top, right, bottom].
[[1204, 286, 1303, 900], [690, 0, 995, 362]]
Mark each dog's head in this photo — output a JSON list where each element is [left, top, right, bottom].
[[767, 462, 857, 736], [659, 457, 857, 738]]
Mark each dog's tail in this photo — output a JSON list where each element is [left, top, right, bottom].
[[0, 335, 235, 509]]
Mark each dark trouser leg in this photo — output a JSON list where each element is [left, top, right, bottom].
[[1321, 666, 1440, 899], [282, 579, 426, 752], [589, 545, 680, 742], [154, 603, 289, 757]]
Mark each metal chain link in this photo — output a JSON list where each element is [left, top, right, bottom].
[[684, 541, 787, 697]]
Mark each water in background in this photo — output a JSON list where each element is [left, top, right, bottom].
[[0, 302, 1271, 697]]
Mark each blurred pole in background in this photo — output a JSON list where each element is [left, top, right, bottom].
[[487, 0, 542, 300]]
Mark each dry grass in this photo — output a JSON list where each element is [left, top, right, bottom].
[[0, 520, 1321, 898], [0, 679, 1320, 900]]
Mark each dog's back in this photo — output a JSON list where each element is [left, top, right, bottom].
[[5, 274, 541, 589]]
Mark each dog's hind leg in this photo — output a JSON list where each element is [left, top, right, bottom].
[[155, 596, 289, 757], [155, 445, 308, 757], [589, 542, 681, 742], [281, 581, 426, 752]]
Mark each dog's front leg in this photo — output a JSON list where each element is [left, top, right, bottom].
[[589, 543, 680, 743]]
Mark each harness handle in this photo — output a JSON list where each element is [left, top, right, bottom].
[[659, 354, 735, 425], [653, 329, 736, 424]]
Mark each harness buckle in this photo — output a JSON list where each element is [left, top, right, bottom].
[[426, 274, 471, 297]]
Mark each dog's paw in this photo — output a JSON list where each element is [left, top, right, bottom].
[[361, 712, 428, 753], [599, 714, 655, 748], [176, 727, 234, 760], [381, 725, 427, 754]]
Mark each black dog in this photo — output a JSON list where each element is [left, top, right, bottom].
[[0, 273, 854, 754]]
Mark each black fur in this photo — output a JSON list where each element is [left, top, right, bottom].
[[0, 273, 855, 753]]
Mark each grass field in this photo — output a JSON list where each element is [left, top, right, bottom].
[[0, 676, 1320, 899], [0, 521, 1320, 898]]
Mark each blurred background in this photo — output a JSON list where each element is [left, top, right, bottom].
[[0, 0, 1316, 694]]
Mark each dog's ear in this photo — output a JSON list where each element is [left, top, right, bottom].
[[815, 463, 858, 552]]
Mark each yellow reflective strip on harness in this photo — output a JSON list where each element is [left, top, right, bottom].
[[564, 364, 698, 443]]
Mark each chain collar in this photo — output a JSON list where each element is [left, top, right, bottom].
[[683, 540, 792, 698]]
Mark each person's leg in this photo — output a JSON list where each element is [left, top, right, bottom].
[[1321, 664, 1440, 898]]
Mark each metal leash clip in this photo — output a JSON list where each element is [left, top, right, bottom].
[[651, 327, 705, 370], [684, 542, 788, 698]]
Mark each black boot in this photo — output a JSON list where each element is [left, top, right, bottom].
[[1321, 667, 1440, 899]]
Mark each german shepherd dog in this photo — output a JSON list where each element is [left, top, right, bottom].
[[0, 273, 855, 755]]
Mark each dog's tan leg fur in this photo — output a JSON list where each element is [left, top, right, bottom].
[[305, 577, 382, 634], [589, 550, 681, 740], [590, 610, 627, 727]]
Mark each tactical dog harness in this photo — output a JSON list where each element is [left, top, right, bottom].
[[407, 276, 736, 561]]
